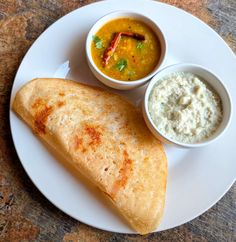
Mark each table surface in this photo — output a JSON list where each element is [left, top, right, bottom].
[[0, 0, 235, 241]]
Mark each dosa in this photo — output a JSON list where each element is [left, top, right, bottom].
[[12, 78, 167, 234]]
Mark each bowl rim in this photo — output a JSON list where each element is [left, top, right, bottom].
[[143, 63, 233, 148], [85, 10, 167, 86]]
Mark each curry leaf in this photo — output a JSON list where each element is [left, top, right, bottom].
[[136, 41, 144, 49], [116, 59, 127, 71], [92, 35, 103, 49]]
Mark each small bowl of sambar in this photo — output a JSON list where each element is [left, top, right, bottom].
[[86, 11, 167, 90]]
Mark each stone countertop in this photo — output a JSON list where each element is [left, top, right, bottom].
[[0, 0, 235, 241]]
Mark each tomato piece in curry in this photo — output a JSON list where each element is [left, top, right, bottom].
[[91, 18, 161, 81]]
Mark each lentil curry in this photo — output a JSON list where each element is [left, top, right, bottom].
[[91, 18, 161, 81]]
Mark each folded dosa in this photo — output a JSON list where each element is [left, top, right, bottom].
[[12, 78, 167, 234]]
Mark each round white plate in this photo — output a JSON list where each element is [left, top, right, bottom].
[[10, 0, 236, 233]]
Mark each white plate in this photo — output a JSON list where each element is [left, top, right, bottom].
[[10, 0, 236, 233]]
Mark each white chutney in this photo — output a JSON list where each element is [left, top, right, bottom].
[[148, 72, 223, 143]]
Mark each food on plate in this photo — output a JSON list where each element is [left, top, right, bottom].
[[91, 18, 161, 81], [148, 72, 223, 143], [12, 78, 167, 234]]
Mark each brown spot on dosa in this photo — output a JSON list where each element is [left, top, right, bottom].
[[59, 92, 65, 96], [74, 136, 87, 152], [73, 125, 102, 153], [111, 150, 133, 199], [57, 101, 65, 107], [84, 125, 101, 146], [31, 98, 45, 109], [32, 98, 53, 134]]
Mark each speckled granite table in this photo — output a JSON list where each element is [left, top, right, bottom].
[[0, 1, 235, 241]]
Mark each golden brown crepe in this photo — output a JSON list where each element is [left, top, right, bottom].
[[12, 78, 167, 234]]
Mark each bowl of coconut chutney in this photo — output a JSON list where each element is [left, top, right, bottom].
[[143, 63, 232, 148]]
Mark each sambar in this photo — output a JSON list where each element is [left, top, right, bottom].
[[91, 18, 161, 81]]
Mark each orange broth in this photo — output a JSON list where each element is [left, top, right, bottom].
[[91, 18, 161, 81]]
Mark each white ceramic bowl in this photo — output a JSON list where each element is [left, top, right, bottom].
[[143, 63, 232, 148], [86, 11, 166, 90]]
